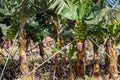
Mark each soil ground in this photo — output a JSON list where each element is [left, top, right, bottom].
[[0, 37, 120, 80]]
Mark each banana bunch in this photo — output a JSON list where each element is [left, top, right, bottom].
[[5, 25, 18, 40], [74, 22, 87, 42]]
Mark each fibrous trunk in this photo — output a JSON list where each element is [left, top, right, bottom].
[[55, 31, 64, 77], [105, 39, 118, 79], [118, 54, 120, 72], [55, 53, 62, 77], [76, 41, 85, 78], [92, 54, 103, 80], [19, 29, 32, 80], [69, 61, 75, 80]]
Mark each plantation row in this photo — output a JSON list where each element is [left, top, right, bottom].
[[0, 0, 120, 80]]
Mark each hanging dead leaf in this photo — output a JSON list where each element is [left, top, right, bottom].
[[39, 42, 44, 58]]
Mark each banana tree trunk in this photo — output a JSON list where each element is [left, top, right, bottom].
[[55, 53, 62, 77], [55, 30, 64, 76], [92, 45, 100, 76], [76, 41, 85, 78], [118, 54, 120, 72], [55, 30, 61, 75], [69, 61, 75, 80], [18, 27, 32, 80], [92, 53, 103, 80], [105, 39, 118, 79]]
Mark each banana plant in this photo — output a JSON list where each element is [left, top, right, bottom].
[[49, 0, 120, 78], [87, 24, 107, 78], [52, 43, 76, 80], [64, 44, 76, 80], [47, 14, 76, 79], [104, 23, 120, 79], [25, 16, 50, 57], [86, 0, 120, 79], [0, 0, 53, 79], [5, 1, 37, 79], [48, 0, 96, 77]]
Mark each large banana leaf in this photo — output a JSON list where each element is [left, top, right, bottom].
[[49, 0, 78, 20], [49, 0, 93, 20], [86, 5, 120, 25], [0, 0, 51, 41]]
